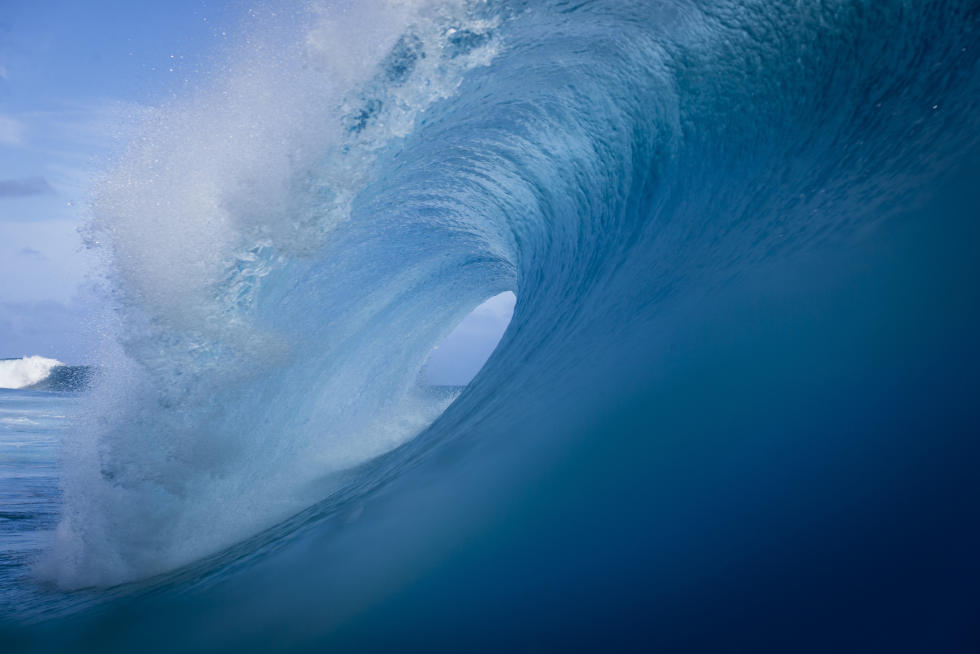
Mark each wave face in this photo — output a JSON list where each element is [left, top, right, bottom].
[[14, 0, 980, 650]]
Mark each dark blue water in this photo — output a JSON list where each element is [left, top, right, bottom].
[[2, 0, 979, 651]]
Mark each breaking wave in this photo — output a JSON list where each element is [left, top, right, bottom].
[[8, 1, 978, 651]]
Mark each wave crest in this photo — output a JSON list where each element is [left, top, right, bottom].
[[0, 356, 63, 389]]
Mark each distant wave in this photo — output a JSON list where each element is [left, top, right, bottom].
[[0, 356, 62, 389], [0, 356, 92, 391]]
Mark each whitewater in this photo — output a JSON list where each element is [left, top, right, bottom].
[[2, 0, 979, 652], [0, 358, 64, 390]]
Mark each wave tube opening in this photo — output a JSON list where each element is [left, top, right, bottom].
[[421, 291, 516, 387]]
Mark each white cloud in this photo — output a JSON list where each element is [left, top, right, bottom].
[[7, 99, 150, 199], [0, 114, 25, 146]]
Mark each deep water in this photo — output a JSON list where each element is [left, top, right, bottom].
[[2, 0, 979, 651]]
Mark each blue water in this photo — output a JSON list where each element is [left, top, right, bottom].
[[3, 0, 980, 651], [0, 391, 73, 619]]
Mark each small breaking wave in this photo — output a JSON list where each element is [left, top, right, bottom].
[[0, 356, 93, 392], [0, 356, 63, 390]]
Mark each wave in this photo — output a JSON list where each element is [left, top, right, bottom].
[[12, 0, 980, 650], [0, 356, 63, 390], [46, 0, 508, 588], [0, 357, 93, 392]]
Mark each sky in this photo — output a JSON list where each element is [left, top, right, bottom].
[[0, 0, 245, 362], [422, 291, 515, 386], [0, 0, 513, 381]]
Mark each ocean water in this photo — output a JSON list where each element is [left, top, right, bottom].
[[2, 0, 980, 651], [0, 390, 73, 619]]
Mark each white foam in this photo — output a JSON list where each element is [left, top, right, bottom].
[[0, 356, 63, 389]]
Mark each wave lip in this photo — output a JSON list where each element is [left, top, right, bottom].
[[0, 356, 64, 390]]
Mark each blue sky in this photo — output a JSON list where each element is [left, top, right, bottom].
[[0, 1, 248, 361], [0, 1, 513, 380], [423, 292, 515, 386]]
